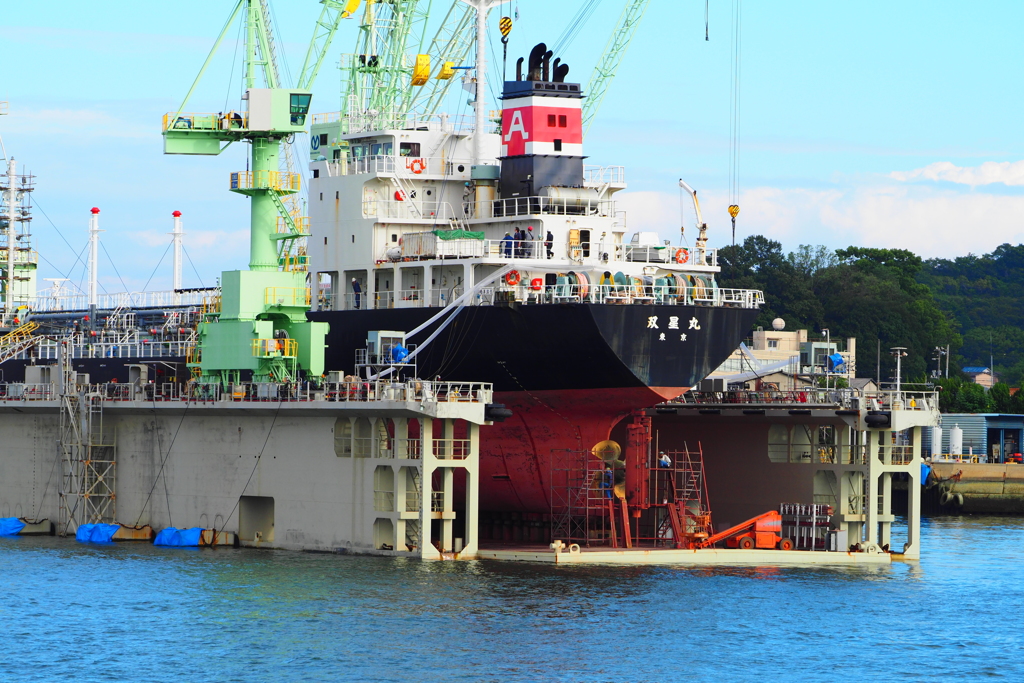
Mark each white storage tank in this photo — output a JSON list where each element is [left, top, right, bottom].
[[950, 424, 963, 456], [931, 426, 943, 460]]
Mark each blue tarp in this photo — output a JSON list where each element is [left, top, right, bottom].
[[921, 463, 932, 485], [390, 345, 409, 363], [827, 353, 846, 371], [75, 523, 120, 544], [153, 527, 204, 547], [0, 518, 26, 536]]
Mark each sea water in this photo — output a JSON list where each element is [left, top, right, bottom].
[[1, 516, 1021, 682]]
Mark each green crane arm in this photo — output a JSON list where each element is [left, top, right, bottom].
[[297, 0, 357, 90], [581, 0, 652, 138], [400, 2, 476, 118]]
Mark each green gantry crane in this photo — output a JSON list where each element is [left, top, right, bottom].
[[163, 0, 352, 386], [582, 0, 653, 138]]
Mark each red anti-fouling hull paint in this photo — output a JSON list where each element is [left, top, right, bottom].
[[478, 386, 686, 512]]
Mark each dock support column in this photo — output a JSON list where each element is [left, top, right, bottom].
[[419, 418, 441, 560], [461, 422, 480, 558], [442, 466, 455, 552], [394, 418, 408, 458], [865, 434, 880, 546], [416, 418, 481, 559], [880, 472, 893, 549], [903, 426, 923, 559]]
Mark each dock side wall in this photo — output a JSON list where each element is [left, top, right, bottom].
[[0, 411, 409, 554]]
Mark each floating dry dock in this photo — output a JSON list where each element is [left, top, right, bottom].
[[0, 377, 491, 560], [0, 378, 940, 567], [479, 544, 893, 566]]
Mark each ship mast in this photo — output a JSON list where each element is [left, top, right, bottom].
[[459, 0, 502, 217]]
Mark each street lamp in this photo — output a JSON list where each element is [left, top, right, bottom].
[[821, 328, 830, 391], [933, 346, 948, 380], [891, 347, 908, 399]]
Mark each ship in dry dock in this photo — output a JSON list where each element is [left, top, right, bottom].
[[0, 0, 762, 530]]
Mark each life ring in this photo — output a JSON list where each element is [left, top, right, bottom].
[[675, 248, 690, 264], [407, 158, 426, 174], [394, 190, 406, 201], [505, 270, 522, 286], [530, 277, 543, 291]]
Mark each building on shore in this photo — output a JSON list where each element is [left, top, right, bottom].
[[706, 320, 857, 391]]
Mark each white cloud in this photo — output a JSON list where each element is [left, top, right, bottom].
[[891, 160, 1024, 187], [617, 184, 1024, 259]]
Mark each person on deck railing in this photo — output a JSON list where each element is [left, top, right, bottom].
[[351, 278, 362, 309], [500, 232, 513, 257]]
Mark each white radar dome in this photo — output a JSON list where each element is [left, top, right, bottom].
[[771, 318, 785, 331]]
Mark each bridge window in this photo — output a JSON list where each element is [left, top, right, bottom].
[[400, 142, 421, 157], [558, 115, 567, 127], [290, 93, 311, 126], [547, 114, 557, 127]]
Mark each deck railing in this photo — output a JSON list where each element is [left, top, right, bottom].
[[0, 380, 493, 407], [669, 386, 940, 412], [346, 283, 763, 311]]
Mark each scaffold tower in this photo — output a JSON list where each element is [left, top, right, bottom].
[[57, 342, 117, 536]]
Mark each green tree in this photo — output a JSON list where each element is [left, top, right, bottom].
[[719, 237, 960, 381], [989, 383, 1014, 413]]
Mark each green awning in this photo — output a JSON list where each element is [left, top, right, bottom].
[[432, 229, 485, 240]]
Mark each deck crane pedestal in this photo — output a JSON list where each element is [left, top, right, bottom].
[[162, 0, 349, 387]]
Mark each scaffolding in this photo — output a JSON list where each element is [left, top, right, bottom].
[[550, 436, 713, 549], [57, 345, 117, 536]]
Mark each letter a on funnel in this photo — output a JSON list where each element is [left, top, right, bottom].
[[504, 110, 529, 142]]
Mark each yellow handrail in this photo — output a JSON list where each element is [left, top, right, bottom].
[[264, 287, 311, 307], [229, 171, 301, 192], [163, 111, 248, 132], [0, 321, 39, 345], [252, 338, 298, 357]]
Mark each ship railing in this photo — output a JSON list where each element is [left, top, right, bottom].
[[583, 165, 626, 185], [670, 389, 854, 406], [338, 154, 474, 179], [343, 284, 763, 310], [0, 380, 493, 406], [363, 199, 458, 221], [323, 380, 492, 405], [412, 239, 719, 268], [314, 111, 479, 134], [619, 244, 718, 267], [864, 384, 939, 412], [27, 289, 211, 312], [498, 283, 764, 309], [26, 340, 195, 361], [470, 195, 616, 218], [0, 383, 58, 401]]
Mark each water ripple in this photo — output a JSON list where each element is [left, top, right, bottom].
[[1, 516, 1022, 681]]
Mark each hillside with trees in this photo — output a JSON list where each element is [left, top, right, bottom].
[[918, 244, 1024, 386], [718, 237, 1024, 388], [716, 236, 961, 381]]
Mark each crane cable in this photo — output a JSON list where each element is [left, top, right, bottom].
[[553, 0, 605, 56], [728, 0, 742, 246]]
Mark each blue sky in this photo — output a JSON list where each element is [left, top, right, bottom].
[[2, 1, 1023, 294]]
